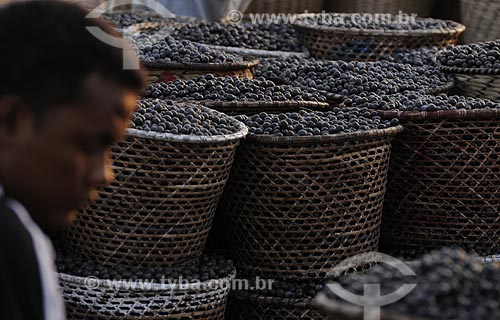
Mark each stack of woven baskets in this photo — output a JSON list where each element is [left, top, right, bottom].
[[60, 101, 248, 319]]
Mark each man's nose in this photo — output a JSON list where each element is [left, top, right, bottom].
[[88, 152, 114, 186]]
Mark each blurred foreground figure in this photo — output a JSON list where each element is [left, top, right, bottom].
[[0, 1, 144, 319]]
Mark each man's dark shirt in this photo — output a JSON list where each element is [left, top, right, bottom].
[[0, 194, 44, 320]]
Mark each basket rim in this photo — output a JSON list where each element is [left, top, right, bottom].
[[292, 14, 466, 37], [143, 58, 260, 71], [245, 125, 403, 145], [201, 99, 330, 108], [129, 100, 249, 143], [315, 292, 429, 320], [374, 108, 500, 120], [202, 43, 310, 58], [437, 62, 500, 75], [58, 268, 236, 292]]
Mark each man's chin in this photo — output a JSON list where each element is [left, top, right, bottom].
[[42, 210, 78, 232]]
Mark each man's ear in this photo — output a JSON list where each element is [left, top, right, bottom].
[[0, 95, 34, 146]]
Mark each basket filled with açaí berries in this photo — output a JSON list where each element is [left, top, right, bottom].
[[64, 99, 248, 268], [57, 252, 236, 319], [127, 33, 259, 83], [215, 107, 403, 280], [437, 41, 500, 102], [342, 92, 500, 256], [142, 74, 330, 115], [292, 13, 465, 61]]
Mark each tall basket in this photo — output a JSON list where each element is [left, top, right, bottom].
[[376, 109, 500, 256], [64, 106, 248, 267], [218, 126, 403, 279]]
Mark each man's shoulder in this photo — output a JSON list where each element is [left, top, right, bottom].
[[0, 200, 34, 247], [0, 199, 44, 320]]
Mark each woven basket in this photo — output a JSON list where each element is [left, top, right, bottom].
[[59, 270, 235, 320], [245, 0, 324, 14], [202, 100, 330, 116], [329, 0, 436, 17], [64, 112, 248, 267], [438, 64, 500, 103], [227, 292, 327, 320], [461, 0, 500, 43], [144, 59, 259, 84], [315, 293, 429, 320], [293, 14, 465, 61], [374, 109, 500, 256], [217, 126, 403, 279]]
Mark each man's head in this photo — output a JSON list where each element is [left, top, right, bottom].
[[0, 1, 145, 231]]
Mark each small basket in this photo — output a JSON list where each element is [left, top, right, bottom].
[[293, 14, 465, 61], [461, 0, 500, 43], [438, 64, 500, 103], [144, 59, 260, 84], [59, 270, 235, 320], [217, 126, 403, 279], [64, 107, 248, 267], [245, 0, 325, 14], [329, 0, 436, 17], [374, 109, 500, 256], [227, 292, 328, 320], [202, 100, 330, 116]]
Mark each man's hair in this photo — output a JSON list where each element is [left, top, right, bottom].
[[0, 0, 145, 115]]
